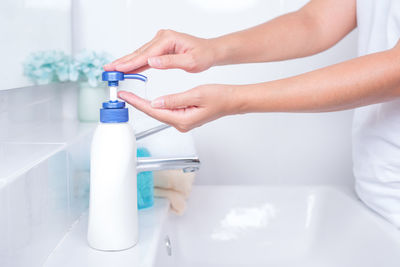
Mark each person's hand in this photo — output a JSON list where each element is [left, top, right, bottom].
[[118, 84, 239, 132], [104, 30, 217, 74]]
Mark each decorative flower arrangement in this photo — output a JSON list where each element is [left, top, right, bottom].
[[69, 51, 112, 87], [23, 50, 112, 87], [23, 51, 70, 85]]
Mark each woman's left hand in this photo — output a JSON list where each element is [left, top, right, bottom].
[[118, 84, 239, 132]]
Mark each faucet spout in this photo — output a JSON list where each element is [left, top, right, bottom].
[[136, 156, 200, 173], [135, 124, 170, 141]]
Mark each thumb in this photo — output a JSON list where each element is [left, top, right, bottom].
[[148, 54, 194, 71], [151, 90, 199, 109]]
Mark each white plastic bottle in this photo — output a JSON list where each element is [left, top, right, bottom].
[[88, 100, 138, 251]]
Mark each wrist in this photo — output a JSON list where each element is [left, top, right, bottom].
[[224, 84, 249, 115], [230, 83, 274, 114], [208, 36, 230, 67]]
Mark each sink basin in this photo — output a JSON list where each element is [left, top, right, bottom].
[[154, 185, 400, 267]]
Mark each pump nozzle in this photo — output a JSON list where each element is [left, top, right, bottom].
[[109, 85, 118, 101], [102, 71, 147, 87], [102, 71, 148, 102]]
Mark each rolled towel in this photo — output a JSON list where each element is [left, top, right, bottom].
[[154, 188, 187, 215], [154, 170, 195, 215], [154, 170, 195, 198]]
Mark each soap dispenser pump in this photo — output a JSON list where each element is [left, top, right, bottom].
[[87, 71, 147, 251]]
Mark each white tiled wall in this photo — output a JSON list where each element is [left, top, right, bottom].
[[0, 84, 94, 267], [0, 142, 92, 267], [0, 150, 67, 267], [67, 135, 91, 221], [0, 0, 72, 90], [0, 183, 8, 266]]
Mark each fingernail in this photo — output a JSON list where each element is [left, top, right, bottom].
[[117, 92, 125, 99], [148, 57, 161, 68], [115, 64, 127, 71], [151, 98, 164, 108]]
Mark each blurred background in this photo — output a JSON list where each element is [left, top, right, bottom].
[[0, 1, 359, 266], [0, 0, 357, 186]]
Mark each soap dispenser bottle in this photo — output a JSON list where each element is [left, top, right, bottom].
[[88, 71, 147, 251]]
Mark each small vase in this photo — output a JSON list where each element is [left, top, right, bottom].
[[78, 82, 107, 122], [60, 83, 78, 120]]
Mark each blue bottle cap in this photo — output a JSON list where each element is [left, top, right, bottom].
[[100, 100, 129, 123]]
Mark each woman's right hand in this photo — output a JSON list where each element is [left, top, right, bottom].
[[118, 83, 240, 132], [104, 30, 218, 74]]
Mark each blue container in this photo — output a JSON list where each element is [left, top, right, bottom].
[[137, 147, 154, 209]]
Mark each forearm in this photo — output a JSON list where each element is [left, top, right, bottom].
[[234, 42, 400, 113], [211, 12, 318, 65], [210, 0, 356, 66]]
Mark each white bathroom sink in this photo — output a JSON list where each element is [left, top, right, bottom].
[[154, 185, 400, 267]]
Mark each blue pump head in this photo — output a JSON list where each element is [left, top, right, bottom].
[[102, 71, 147, 86], [100, 71, 148, 123], [100, 100, 129, 123]]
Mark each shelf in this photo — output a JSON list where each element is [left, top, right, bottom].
[[44, 199, 170, 267]]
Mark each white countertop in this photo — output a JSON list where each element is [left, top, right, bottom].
[[44, 198, 170, 267]]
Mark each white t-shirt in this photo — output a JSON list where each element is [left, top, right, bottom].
[[353, 0, 400, 227]]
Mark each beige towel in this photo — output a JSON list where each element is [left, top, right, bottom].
[[153, 170, 195, 215]]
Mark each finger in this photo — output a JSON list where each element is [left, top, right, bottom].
[[115, 53, 151, 73], [103, 38, 156, 71], [104, 53, 136, 71], [148, 54, 194, 71], [104, 63, 150, 73], [151, 90, 200, 109], [104, 55, 135, 71], [113, 42, 151, 66], [103, 63, 115, 71], [115, 39, 172, 73], [125, 64, 150, 74], [118, 38, 156, 65], [118, 91, 180, 124]]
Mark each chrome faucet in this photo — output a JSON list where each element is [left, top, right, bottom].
[[135, 124, 201, 173], [137, 156, 200, 173], [135, 124, 171, 140]]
